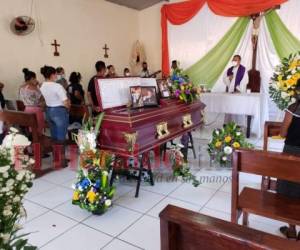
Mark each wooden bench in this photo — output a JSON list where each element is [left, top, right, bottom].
[[160, 205, 299, 250], [0, 110, 53, 177], [232, 149, 300, 228], [262, 121, 282, 190]]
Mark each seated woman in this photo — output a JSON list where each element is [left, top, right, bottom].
[[66, 72, 85, 124], [40, 65, 70, 167], [278, 79, 300, 239], [19, 68, 45, 135]]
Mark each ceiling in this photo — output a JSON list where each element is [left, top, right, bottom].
[[105, 0, 169, 10]]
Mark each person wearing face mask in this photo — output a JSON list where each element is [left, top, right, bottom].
[[277, 79, 300, 240], [223, 55, 248, 93], [56, 66, 68, 89], [123, 68, 131, 77]]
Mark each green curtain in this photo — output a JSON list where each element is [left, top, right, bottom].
[[265, 11, 300, 59], [183, 17, 249, 89]]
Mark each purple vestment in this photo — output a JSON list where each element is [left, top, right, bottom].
[[227, 65, 246, 91]]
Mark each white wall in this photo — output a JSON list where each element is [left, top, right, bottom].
[[0, 0, 138, 99]]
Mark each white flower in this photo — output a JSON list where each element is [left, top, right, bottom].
[[281, 91, 289, 99], [102, 171, 109, 176], [1, 187, 9, 193], [0, 165, 10, 173], [105, 199, 112, 207], [222, 156, 228, 162], [13, 224, 22, 231], [236, 132, 241, 136], [215, 129, 219, 135], [29, 158, 35, 164], [3, 172, 8, 178], [3, 209, 12, 217], [20, 206, 26, 217], [287, 75, 292, 79], [224, 146, 233, 155], [6, 179, 14, 187], [16, 170, 26, 181], [9, 127, 19, 133], [1, 233, 10, 243], [13, 196, 21, 203]]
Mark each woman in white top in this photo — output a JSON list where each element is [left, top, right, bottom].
[[40, 66, 70, 142]]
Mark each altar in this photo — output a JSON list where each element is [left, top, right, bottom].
[[200, 92, 262, 138]]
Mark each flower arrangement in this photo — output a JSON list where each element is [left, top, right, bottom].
[[72, 113, 116, 215], [0, 128, 36, 250], [207, 123, 253, 166], [169, 144, 200, 187], [269, 51, 300, 110], [170, 68, 200, 103]]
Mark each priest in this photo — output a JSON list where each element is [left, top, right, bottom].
[[223, 55, 248, 93], [223, 55, 248, 126]]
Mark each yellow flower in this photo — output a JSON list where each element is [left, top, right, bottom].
[[215, 141, 222, 148], [93, 158, 100, 167], [289, 60, 298, 69], [278, 75, 283, 81], [180, 86, 185, 91], [179, 95, 183, 100], [224, 136, 232, 143], [73, 191, 80, 201], [288, 90, 295, 96], [232, 142, 240, 149], [87, 190, 96, 203]]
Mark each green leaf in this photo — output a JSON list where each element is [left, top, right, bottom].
[[94, 112, 105, 136]]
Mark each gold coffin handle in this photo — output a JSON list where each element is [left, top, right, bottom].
[[123, 132, 138, 153], [156, 121, 170, 139], [182, 113, 193, 128]]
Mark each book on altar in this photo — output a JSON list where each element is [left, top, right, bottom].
[[95, 77, 157, 110]]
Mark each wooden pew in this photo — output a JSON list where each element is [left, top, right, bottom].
[[0, 110, 53, 177], [160, 205, 299, 250], [262, 121, 282, 190], [232, 149, 300, 229]]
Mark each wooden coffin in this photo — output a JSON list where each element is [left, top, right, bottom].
[[95, 77, 205, 157], [99, 99, 205, 157]]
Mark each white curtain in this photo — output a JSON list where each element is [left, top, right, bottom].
[[168, 4, 237, 69]]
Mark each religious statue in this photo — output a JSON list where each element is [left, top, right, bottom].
[[130, 40, 146, 75]]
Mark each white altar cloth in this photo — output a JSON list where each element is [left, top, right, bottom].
[[200, 93, 262, 137]]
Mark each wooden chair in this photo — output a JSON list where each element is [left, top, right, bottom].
[[231, 149, 300, 229], [0, 110, 53, 177], [16, 100, 25, 112], [261, 121, 282, 190], [160, 205, 300, 250]]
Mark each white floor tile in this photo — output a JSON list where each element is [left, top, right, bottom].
[[25, 179, 57, 199], [245, 220, 283, 237], [102, 239, 141, 250], [21, 200, 49, 224], [83, 205, 142, 237], [205, 191, 231, 213], [220, 181, 261, 193], [141, 180, 182, 196], [40, 168, 76, 185], [54, 201, 92, 222], [27, 186, 73, 209], [169, 184, 216, 206], [115, 190, 164, 213], [147, 197, 201, 218], [200, 207, 231, 221], [41, 224, 112, 250], [22, 211, 77, 248], [119, 215, 160, 250], [113, 183, 135, 201]]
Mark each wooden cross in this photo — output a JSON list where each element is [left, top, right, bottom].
[[103, 44, 109, 58], [51, 39, 60, 56]]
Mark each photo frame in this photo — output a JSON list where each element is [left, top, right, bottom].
[[141, 86, 158, 107], [157, 79, 171, 98], [130, 86, 158, 108], [130, 86, 143, 108]]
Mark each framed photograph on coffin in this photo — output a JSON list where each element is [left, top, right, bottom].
[[141, 86, 158, 107], [130, 86, 143, 108], [94, 77, 158, 111], [157, 79, 171, 98]]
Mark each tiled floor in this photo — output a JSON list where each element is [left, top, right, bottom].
[[21, 120, 287, 250]]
